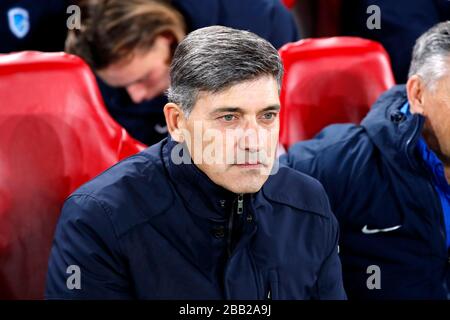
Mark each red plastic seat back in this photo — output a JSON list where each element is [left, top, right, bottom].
[[279, 37, 395, 148], [0, 51, 146, 299], [282, 0, 296, 9]]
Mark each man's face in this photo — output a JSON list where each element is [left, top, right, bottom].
[[179, 76, 280, 194], [97, 35, 172, 103], [420, 75, 450, 163]]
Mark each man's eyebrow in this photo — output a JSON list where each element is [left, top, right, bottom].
[[210, 107, 244, 114], [260, 105, 281, 112], [210, 105, 281, 115]]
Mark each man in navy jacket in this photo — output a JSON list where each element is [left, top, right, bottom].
[[46, 26, 345, 299], [282, 22, 450, 299], [67, 0, 299, 146]]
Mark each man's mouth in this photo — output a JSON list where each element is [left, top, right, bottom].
[[234, 162, 264, 169]]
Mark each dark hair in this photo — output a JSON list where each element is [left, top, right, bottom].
[[65, 0, 186, 70], [167, 26, 283, 115]]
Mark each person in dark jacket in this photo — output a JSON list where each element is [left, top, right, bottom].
[[341, 0, 450, 84], [45, 26, 345, 300], [66, 0, 299, 146], [282, 21, 450, 299]]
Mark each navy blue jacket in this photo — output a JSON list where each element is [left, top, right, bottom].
[[97, 0, 299, 146], [45, 138, 346, 299], [282, 85, 450, 299]]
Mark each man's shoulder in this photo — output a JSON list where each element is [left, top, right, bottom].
[[75, 144, 164, 195], [288, 123, 370, 160], [283, 123, 375, 183], [67, 143, 173, 236], [263, 164, 334, 220]]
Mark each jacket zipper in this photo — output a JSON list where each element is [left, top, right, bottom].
[[237, 193, 244, 215], [227, 193, 244, 257]]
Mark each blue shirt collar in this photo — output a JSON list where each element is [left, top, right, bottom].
[[401, 102, 450, 192], [417, 138, 450, 192]]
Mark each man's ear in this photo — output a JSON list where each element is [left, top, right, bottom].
[[164, 102, 186, 142], [406, 75, 426, 115]]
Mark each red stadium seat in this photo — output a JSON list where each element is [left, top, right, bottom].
[[279, 37, 395, 148], [0, 51, 146, 299], [282, 0, 296, 9]]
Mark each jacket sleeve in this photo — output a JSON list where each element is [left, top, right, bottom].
[[279, 124, 366, 221], [280, 140, 344, 215], [315, 211, 347, 300], [45, 194, 132, 299]]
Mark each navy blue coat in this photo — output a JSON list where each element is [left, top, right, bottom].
[[282, 85, 450, 299], [97, 0, 299, 146], [45, 138, 346, 299]]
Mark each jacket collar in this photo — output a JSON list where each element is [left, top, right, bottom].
[[418, 137, 450, 192], [162, 138, 237, 221], [361, 85, 425, 170]]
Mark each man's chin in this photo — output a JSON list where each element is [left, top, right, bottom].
[[222, 176, 268, 194], [231, 163, 274, 176], [226, 185, 263, 194]]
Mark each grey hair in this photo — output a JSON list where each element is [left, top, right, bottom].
[[408, 21, 450, 89], [166, 26, 283, 116]]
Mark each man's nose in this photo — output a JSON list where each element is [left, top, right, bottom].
[[126, 84, 147, 104], [238, 119, 264, 152]]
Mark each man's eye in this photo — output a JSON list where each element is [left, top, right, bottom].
[[222, 114, 236, 121], [262, 112, 277, 120]]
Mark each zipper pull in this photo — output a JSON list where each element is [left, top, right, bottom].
[[237, 193, 244, 215]]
